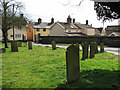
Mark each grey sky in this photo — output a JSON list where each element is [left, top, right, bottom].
[[19, 0, 119, 28]]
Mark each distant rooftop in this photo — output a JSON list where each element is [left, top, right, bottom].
[[33, 22, 54, 29]]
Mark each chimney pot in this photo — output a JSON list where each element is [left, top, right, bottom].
[[51, 17, 54, 23], [86, 20, 88, 25], [73, 18, 75, 23], [38, 18, 42, 24], [67, 15, 71, 24], [20, 14, 23, 18]]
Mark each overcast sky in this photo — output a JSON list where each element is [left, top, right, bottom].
[[18, 0, 119, 28]]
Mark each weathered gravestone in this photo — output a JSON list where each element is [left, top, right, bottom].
[[81, 42, 89, 60], [51, 41, 56, 50], [76, 43, 80, 52], [28, 41, 32, 49], [0, 48, 6, 53], [90, 42, 95, 58], [23, 42, 27, 47], [100, 43, 104, 53], [94, 42, 98, 54], [18, 42, 22, 47], [11, 40, 18, 52], [66, 45, 80, 84]]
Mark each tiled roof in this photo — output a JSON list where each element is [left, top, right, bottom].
[[74, 23, 94, 29], [58, 22, 78, 29], [109, 32, 120, 36], [33, 22, 54, 29], [65, 32, 87, 36], [105, 25, 120, 31]]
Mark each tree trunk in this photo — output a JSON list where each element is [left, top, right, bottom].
[[3, 31, 8, 48]]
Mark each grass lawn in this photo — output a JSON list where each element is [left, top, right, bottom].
[[2, 43, 120, 89]]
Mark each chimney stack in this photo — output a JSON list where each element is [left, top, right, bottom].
[[67, 15, 71, 24], [51, 17, 54, 24], [20, 14, 23, 18], [86, 20, 88, 25], [73, 18, 75, 23], [38, 18, 42, 24]]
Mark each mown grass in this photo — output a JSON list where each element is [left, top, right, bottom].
[[2, 43, 120, 89]]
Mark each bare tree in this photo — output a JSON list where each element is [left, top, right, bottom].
[[0, 0, 27, 48]]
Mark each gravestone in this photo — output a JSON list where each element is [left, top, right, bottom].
[[18, 42, 22, 47], [51, 41, 56, 50], [11, 40, 18, 52], [90, 42, 95, 58], [76, 43, 80, 52], [23, 42, 27, 47], [81, 42, 88, 60], [100, 43, 104, 53], [0, 48, 6, 53], [94, 42, 98, 54], [28, 41, 32, 49], [66, 45, 80, 84]]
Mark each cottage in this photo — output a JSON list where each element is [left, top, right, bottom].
[[8, 26, 27, 40], [27, 18, 54, 41], [105, 25, 120, 36], [49, 15, 99, 36]]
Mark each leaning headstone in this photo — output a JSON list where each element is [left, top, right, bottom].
[[0, 48, 6, 53], [28, 41, 32, 49], [66, 45, 80, 84], [11, 40, 18, 52], [81, 42, 89, 60], [100, 43, 104, 53], [90, 42, 95, 58], [94, 42, 98, 54], [18, 42, 22, 47], [51, 41, 56, 50]]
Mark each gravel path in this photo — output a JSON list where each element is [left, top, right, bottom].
[[32, 43, 120, 56]]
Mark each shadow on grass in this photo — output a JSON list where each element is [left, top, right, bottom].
[[55, 69, 120, 89]]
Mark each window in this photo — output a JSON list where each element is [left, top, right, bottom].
[[37, 29, 39, 32], [29, 28, 31, 32], [43, 29, 46, 32], [68, 30, 71, 32], [15, 34, 21, 38], [82, 28, 85, 31]]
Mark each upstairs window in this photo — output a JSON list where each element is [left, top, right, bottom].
[[43, 29, 46, 32], [82, 28, 85, 31], [29, 28, 31, 32], [15, 34, 21, 38], [68, 30, 71, 32], [37, 29, 39, 32]]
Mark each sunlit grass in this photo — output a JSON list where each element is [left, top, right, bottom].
[[2, 43, 120, 88]]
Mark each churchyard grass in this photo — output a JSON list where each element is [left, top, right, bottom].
[[2, 43, 120, 88]]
